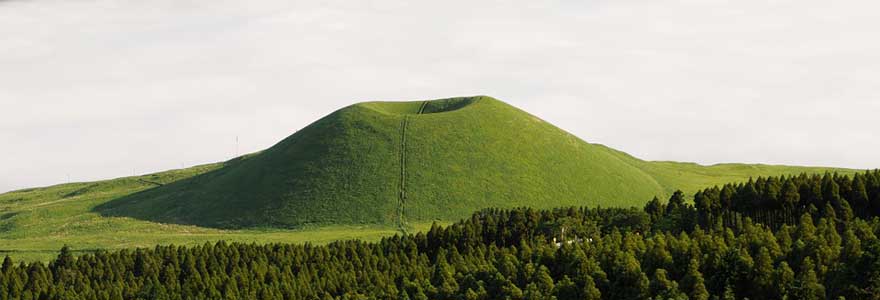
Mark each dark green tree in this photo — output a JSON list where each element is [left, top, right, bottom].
[[795, 258, 825, 300]]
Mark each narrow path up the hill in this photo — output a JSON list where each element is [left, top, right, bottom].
[[396, 101, 429, 233], [397, 117, 409, 233]]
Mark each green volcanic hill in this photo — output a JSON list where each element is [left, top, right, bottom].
[[96, 96, 663, 228], [0, 95, 861, 259], [93, 96, 856, 229]]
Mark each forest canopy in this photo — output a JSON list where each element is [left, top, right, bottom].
[[2, 170, 880, 300]]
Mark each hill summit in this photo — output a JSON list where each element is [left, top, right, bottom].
[[98, 96, 668, 228]]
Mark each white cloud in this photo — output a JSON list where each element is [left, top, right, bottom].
[[1, 0, 879, 192]]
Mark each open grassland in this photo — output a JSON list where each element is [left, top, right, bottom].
[[0, 164, 441, 261], [2, 223, 439, 262], [600, 146, 858, 196]]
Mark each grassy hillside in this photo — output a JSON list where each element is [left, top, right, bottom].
[[96, 96, 669, 229], [0, 166, 440, 261], [0, 161, 443, 261], [599, 146, 856, 196], [0, 95, 861, 260]]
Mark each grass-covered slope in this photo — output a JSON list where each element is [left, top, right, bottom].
[[96, 96, 668, 228], [0, 164, 438, 261], [600, 146, 856, 196], [96, 101, 404, 228], [402, 97, 665, 221]]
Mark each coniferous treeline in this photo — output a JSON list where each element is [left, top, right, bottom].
[[686, 170, 880, 229], [2, 171, 880, 299]]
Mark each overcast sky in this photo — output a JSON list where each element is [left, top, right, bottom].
[[1, 0, 878, 193]]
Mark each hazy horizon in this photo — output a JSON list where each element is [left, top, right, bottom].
[[2, 0, 879, 193]]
